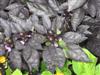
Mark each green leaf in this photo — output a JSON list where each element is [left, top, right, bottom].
[[41, 71, 52, 75], [61, 61, 72, 75], [40, 61, 47, 72], [58, 39, 67, 49], [56, 67, 62, 73], [72, 48, 97, 75], [82, 48, 97, 62], [12, 69, 22, 75], [6, 66, 12, 75], [95, 64, 100, 75], [58, 39, 69, 58]]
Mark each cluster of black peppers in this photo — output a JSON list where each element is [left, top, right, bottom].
[[0, 0, 100, 74]]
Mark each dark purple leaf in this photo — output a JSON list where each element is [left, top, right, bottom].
[[6, 3, 29, 19], [68, 0, 87, 11], [67, 44, 90, 62], [0, 18, 12, 37], [63, 32, 87, 44], [0, 0, 9, 9], [43, 46, 65, 72], [48, 0, 59, 12], [23, 47, 40, 71], [87, 0, 97, 17], [77, 25, 92, 34], [59, 2, 68, 11], [28, 37, 43, 50], [71, 8, 85, 31], [33, 34, 46, 43], [42, 15, 51, 30], [8, 50, 22, 69], [0, 10, 8, 19]]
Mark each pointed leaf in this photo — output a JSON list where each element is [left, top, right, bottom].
[[95, 0, 100, 18], [87, 0, 97, 17], [31, 14, 47, 34], [5, 3, 22, 10], [48, 0, 59, 12], [12, 69, 22, 75], [68, 0, 87, 11], [8, 50, 22, 69], [9, 15, 26, 29], [72, 48, 97, 75], [71, 8, 85, 31], [55, 16, 65, 30], [63, 32, 87, 44], [0, 18, 12, 37], [66, 44, 90, 62], [42, 15, 51, 30], [24, 49, 40, 71], [22, 45, 32, 60], [6, 66, 12, 75], [43, 46, 65, 72], [77, 25, 92, 34], [27, 2, 53, 16], [51, 16, 65, 32]]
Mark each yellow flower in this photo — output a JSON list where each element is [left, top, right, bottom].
[[0, 56, 6, 64], [55, 72, 64, 75]]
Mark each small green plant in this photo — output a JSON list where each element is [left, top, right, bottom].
[[11, 69, 22, 75], [72, 48, 97, 75]]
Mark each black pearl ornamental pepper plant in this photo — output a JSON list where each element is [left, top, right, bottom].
[[0, 0, 100, 75]]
